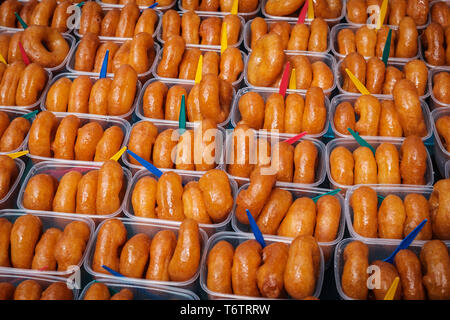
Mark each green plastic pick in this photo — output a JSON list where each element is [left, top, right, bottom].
[[14, 12, 27, 29], [22, 110, 39, 120], [179, 95, 186, 134], [312, 189, 342, 203], [347, 128, 376, 155], [381, 29, 392, 66]]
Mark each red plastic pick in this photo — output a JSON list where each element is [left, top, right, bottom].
[[279, 62, 291, 97], [297, 0, 309, 24], [18, 41, 30, 65], [284, 131, 308, 144]]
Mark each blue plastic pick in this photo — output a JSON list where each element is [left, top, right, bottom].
[[179, 95, 186, 135], [148, 2, 158, 8], [377, 194, 385, 201], [76, 2, 85, 7], [126, 149, 163, 178], [22, 110, 39, 120], [102, 265, 125, 277], [383, 219, 428, 264], [381, 29, 392, 67], [246, 209, 266, 248], [347, 128, 376, 155], [311, 189, 341, 203], [99, 50, 109, 79]]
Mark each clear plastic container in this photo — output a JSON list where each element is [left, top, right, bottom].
[[261, 0, 346, 26], [329, 94, 433, 141], [446, 161, 450, 179], [325, 138, 435, 193], [96, 0, 177, 12], [123, 168, 238, 236], [83, 217, 208, 291], [152, 47, 246, 89], [66, 40, 161, 83], [0, 273, 80, 300], [0, 158, 25, 210], [0, 209, 95, 278], [230, 184, 346, 268], [24, 112, 131, 167], [334, 238, 448, 300], [16, 161, 132, 224], [74, 7, 162, 41], [122, 119, 226, 175], [230, 87, 331, 140], [243, 18, 331, 54], [199, 231, 325, 299], [418, 34, 450, 71], [334, 59, 430, 99], [157, 12, 245, 51], [40, 72, 142, 122], [79, 279, 200, 300], [243, 51, 337, 97], [343, 185, 450, 245], [134, 78, 237, 129], [0, 108, 35, 156], [431, 107, 450, 177], [427, 67, 450, 110], [178, 0, 262, 21], [224, 129, 327, 188]]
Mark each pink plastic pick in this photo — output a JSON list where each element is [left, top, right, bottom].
[[279, 62, 291, 97], [18, 42, 30, 65], [284, 131, 308, 144], [297, 0, 309, 24]]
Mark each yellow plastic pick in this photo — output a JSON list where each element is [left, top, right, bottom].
[[289, 68, 296, 90], [383, 277, 400, 300], [0, 54, 6, 65], [307, 0, 314, 19], [110, 146, 127, 161], [7, 150, 28, 159], [377, 0, 388, 29], [221, 22, 228, 54], [231, 0, 238, 15], [345, 68, 370, 95], [195, 54, 203, 84]]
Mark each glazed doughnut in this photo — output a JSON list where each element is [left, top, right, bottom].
[[18, 0, 37, 29], [207, 240, 234, 294], [28, 111, 58, 158], [96, 160, 124, 215], [355, 26, 376, 57], [308, 18, 328, 52], [255, 188, 292, 235], [68, 76, 92, 114], [394, 249, 425, 300], [10, 214, 42, 269], [142, 81, 168, 119], [112, 41, 131, 73], [8, 32, 24, 64], [257, 242, 289, 298], [302, 87, 326, 134], [0, 155, 17, 200], [293, 140, 318, 184], [199, 74, 233, 124], [76, 170, 98, 214], [53, 171, 83, 213], [0, 116, 30, 152], [370, 260, 402, 300], [265, 0, 305, 16], [156, 171, 185, 221], [227, 124, 255, 178], [269, 21, 290, 50], [429, 179, 450, 240], [162, 10, 181, 41], [379, 100, 403, 137], [365, 57, 385, 95], [399, 136, 427, 185], [15, 63, 47, 106], [135, 8, 158, 36], [329, 146, 354, 186], [129, 32, 155, 74], [272, 141, 294, 182], [287, 23, 309, 51], [354, 95, 381, 136], [404, 194, 432, 240], [51, 0, 74, 33], [376, 26, 396, 58], [157, 35, 185, 78], [219, 47, 244, 84], [110, 289, 133, 300], [175, 129, 194, 170], [145, 230, 177, 281], [83, 283, 110, 300], [89, 78, 112, 115], [29, 0, 57, 27], [199, 17, 221, 45], [22, 174, 57, 211], [40, 282, 73, 300], [179, 49, 201, 80], [263, 93, 285, 132], [79, 1, 103, 35], [94, 126, 124, 162], [186, 84, 203, 122], [337, 29, 356, 56], [404, 60, 428, 97], [108, 64, 138, 116], [310, 61, 334, 93], [350, 186, 378, 238], [433, 72, 450, 105], [383, 66, 404, 96], [74, 32, 100, 72], [341, 52, 366, 93], [0, 0, 22, 28], [353, 146, 377, 185], [378, 195, 406, 239], [314, 195, 341, 242], [119, 233, 151, 278], [231, 239, 262, 297], [0, 61, 26, 106], [284, 93, 304, 134], [51, 115, 80, 160], [100, 9, 120, 37], [396, 17, 418, 59], [128, 121, 158, 166], [14, 280, 42, 300], [420, 240, 450, 299], [431, 1, 450, 28], [375, 142, 401, 184], [251, 17, 268, 49], [93, 42, 120, 74], [341, 240, 369, 300], [333, 102, 356, 135], [74, 122, 104, 161], [181, 11, 200, 45], [278, 197, 316, 238], [182, 181, 211, 224], [152, 129, 177, 169]]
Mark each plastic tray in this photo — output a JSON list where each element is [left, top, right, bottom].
[[96, 0, 177, 12], [231, 184, 346, 268], [261, 0, 346, 26], [66, 40, 161, 83], [334, 238, 448, 300], [0, 273, 80, 300], [329, 94, 433, 141], [446, 161, 450, 179], [123, 168, 238, 236], [243, 18, 331, 54], [431, 107, 450, 177], [243, 51, 337, 97], [178, 0, 262, 20], [230, 87, 331, 140], [83, 217, 208, 291], [199, 231, 325, 300], [418, 33, 450, 71], [122, 119, 226, 175], [225, 130, 327, 188], [79, 279, 200, 300], [0, 158, 25, 210], [0, 209, 95, 278], [0, 108, 34, 156], [427, 67, 450, 110], [344, 185, 450, 245], [135, 78, 237, 129], [40, 72, 142, 122], [325, 137, 435, 193], [74, 7, 162, 41], [24, 112, 131, 167], [16, 161, 132, 224], [157, 11, 245, 51]]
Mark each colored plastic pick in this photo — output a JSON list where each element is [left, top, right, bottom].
[[102, 265, 125, 277], [126, 149, 163, 178], [347, 128, 376, 154], [307, 0, 314, 19], [148, 2, 158, 8], [246, 209, 266, 248], [297, 0, 309, 24], [377, 0, 388, 30], [383, 219, 428, 264], [22, 110, 39, 120], [289, 68, 296, 90], [195, 54, 203, 84], [221, 22, 228, 54], [279, 61, 291, 97], [311, 189, 341, 203], [0, 54, 6, 65], [383, 277, 400, 300], [7, 150, 29, 159], [345, 68, 370, 95], [381, 29, 392, 66], [14, 12, 28, 29], [377, 194, 385, 201], [76, 1, 85, 7], [18, 42, 30, 65], [99, 50, 109, 79], [283, 131, 307, 144], [179, 95, 186, 134], [231, 0, 238, 15], [110, 146, 127, 161]]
